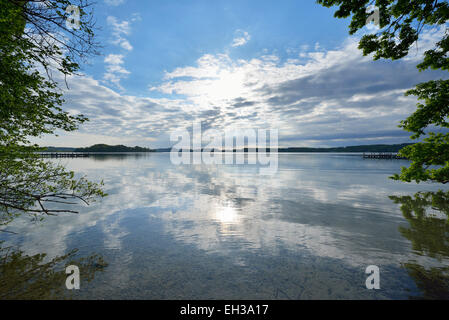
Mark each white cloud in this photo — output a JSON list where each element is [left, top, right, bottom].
[[231, 30, 251, 47], [149, 31, 446, 146], [107, 16, 134, 51], [103, 15, 140, 89], [103, 54, 130, 89], [104, 53, 126, 66]]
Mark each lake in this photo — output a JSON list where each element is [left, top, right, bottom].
[[1, 153, 448, 299]]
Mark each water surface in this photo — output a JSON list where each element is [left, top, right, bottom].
[[1, 153, 448, 299]]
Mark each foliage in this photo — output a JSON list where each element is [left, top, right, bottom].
[[317, 0, 449, 184], [0, 157, 106, 226], [0, 0, 105, 227]]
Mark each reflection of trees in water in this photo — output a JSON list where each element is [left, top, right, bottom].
[[91, 154, 128, 162], [390, 191, 449, 299], [402, 263, 449, 300], [390, 191, 449, 259], [90, 154, 152, 162], [0, 242, 107, 299]]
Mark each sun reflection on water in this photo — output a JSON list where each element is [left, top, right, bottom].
[[215, 205, 239, 225]]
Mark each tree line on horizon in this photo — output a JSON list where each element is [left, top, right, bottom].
[[43, 143, 413, 153]]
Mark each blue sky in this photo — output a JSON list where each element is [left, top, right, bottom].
[[88, 0, 350, 95], [37, 0, 448, 148]]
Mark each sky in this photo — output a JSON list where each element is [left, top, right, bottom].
[[35, 0, 448, 148]]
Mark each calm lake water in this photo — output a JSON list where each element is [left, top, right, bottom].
[[1, 153, 448, 299]]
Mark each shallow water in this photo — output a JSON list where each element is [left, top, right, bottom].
[[1, 153, 448, 299]]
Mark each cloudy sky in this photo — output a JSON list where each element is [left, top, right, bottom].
[[36, 0, 448, 148]]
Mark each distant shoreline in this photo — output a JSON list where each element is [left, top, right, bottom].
[[42, 143, 412, 154]]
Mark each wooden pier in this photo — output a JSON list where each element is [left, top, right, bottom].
[[362, 152, 406, 160], [39, 153, 90, 158]]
